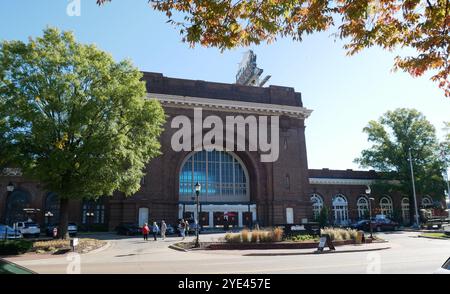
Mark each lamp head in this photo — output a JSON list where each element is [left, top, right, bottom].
[[365, 185, 371, 195], [194, 182, 201, 193], [6, 181, 14, 192]]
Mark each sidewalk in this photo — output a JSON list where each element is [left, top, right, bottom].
[[240, 242, 391, 256]]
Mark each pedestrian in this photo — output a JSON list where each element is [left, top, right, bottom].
[[161, 220, 167, 240], [152, 221, 159, 241], [142, 223, 149, 241], [179, 219, 186, 240], [185, 220, 190, 237]]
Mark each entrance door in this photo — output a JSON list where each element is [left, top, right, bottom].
[[199, 212, 209, 227], [138, 208, 149, 227], [286, 208, 294, 224], [213, 212, 224, 227], [243, 212, 253, 227]]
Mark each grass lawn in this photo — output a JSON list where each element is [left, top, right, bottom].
[[419, 233, 450, 239]]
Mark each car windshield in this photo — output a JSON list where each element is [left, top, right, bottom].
[[442, 258, 450, 270], [0, 259, 36, 274]]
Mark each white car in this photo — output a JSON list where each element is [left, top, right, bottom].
[[14, 222, 40, 238], [434, 258, 450, 274], [0, 225, 23, 239]]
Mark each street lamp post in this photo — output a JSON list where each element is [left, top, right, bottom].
[[366, 185, 374, 239], [194, 182, 201, 248], [408, 148, 420, 228], [4, 182, 15, 240]]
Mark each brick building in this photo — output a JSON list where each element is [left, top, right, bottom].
[[0, 72, 435, 230]]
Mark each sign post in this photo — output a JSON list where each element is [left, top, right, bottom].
[[316, 234, 335, 253], [70, 238, 79, 252]]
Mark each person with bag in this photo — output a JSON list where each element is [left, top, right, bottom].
[[179, 219, 186, 240], [161, 220, 167, 240], [142, 223, 150, 241], [152, 222, 159, 241]]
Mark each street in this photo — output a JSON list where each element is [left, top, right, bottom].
[[5, 231, 450, 274]]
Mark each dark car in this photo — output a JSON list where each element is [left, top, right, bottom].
[[350, 220, 371, 231], [46, 223, 78, 237], [350, 218, 399, 232], [115, 223, 141, 236], [373, 218, 399, 231]]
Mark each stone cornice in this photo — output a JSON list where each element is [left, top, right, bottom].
[[148, 93, 313, 119]]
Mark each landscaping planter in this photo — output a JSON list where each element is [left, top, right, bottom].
[[206, 238, 372, 250]]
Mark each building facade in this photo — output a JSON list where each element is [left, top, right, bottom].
[[0, 72, 437, 230]]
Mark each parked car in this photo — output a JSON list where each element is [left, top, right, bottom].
[[0, 225, 23, 239], [14, 222, 40, 238], [373, 218, 400, 231], [45, 223, 78, 237], [115, 223, 141, 236], [0, 258, 36, 274], [349, 220, 371, 231], [434, 257, 450, 274], [349, 218, 399, 232]]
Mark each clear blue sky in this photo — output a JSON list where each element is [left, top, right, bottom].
[[1, 0, 449, 170]]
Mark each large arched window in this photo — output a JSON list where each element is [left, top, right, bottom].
[[380, 196, 393, 217], [44, 192, 60, 224], [310, 194, 323, 220], [179, 150, 249, 202], [5, 189, 31, 225], [357, 196, 369, 219], [332, 194, 348, 225], [401, 198, 410, 224]]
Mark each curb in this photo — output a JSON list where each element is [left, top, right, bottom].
[[243, 246, 392, 256], [84, 240, 111, 255], [418, 235, 450, 241], [168, 244, 188, 252]]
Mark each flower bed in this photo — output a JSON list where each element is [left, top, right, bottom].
[[207, 238, 372, 250]]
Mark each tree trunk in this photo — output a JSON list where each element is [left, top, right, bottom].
[[59, 198, 70, 239]]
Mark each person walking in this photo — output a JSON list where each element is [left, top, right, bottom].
[[185, 220, 190, 237], [161, 220, 167, 240], [142, 223, 149, 241], [152, 222, 159, 241], [179, 219, 186, 240]]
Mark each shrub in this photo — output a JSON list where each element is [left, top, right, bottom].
[[259, 231, 274, 243], [320, 227, 358, 241], [224, 233, 241, 243], [33, 240, 69, 252], [291, 234, 316, 242], [272, 227, 284, 242], [0, 240, 33, 255], [250, 230, 260, 243], [241, 229, 250, 243]]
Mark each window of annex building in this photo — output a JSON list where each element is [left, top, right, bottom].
[[179, 150, 249, 203]]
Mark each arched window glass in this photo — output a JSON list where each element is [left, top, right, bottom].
[[401, 198, 410, 224], [357, 196, 369, 219], [332, 194, 348, 225], [5, 190, 31, 225], [421, 196, 433, 208], [44, 192, 60, 224], [380, 196, 393, 217], [310, 194, 324, 220], [179, 150, 249, 202]]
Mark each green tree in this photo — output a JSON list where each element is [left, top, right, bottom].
[[97, 0, 450, 97], [355, 108, 447, 223], [318, 206, 329, 228], [0, 28, 165, 238]]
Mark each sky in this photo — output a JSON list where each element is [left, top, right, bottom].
[[1, 0, 449, 170]]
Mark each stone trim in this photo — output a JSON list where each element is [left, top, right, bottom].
[[148, 93, 313, 119]]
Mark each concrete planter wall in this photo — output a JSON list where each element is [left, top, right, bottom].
[[206, 238, 372, 250]]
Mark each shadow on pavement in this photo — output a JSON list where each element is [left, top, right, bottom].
[[243, 246, 391, 257]]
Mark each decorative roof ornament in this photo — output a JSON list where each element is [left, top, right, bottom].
[[236, 50, 271, 87]]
